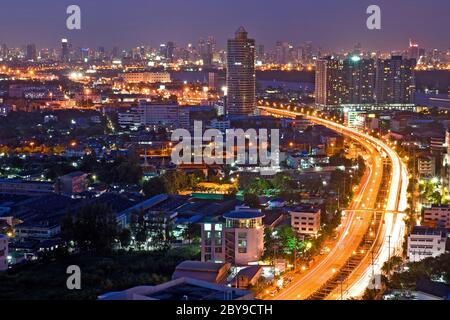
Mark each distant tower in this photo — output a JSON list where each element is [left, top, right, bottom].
[[166, 41, 175, 62], [226, 27, 256, 116], [26, 44, 37, 61], [61, 38, 69, 62]]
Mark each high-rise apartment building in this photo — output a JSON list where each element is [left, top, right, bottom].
[[346, 56, 376, 104], [375, 56, 416, 104], [226, 27, 256, 116], [61, 38, 70, 62], [26, 44, 37, 61], [315, 57, 347, 106], [315, 55, 415, 107]]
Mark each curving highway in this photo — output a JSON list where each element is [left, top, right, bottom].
[[259, 106, 408, 300]]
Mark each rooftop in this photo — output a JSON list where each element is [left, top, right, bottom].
[[98, 277, 253, 301], [174, 261, 228, 273], [411, 226, 446, 237], [290, 205, 321, 214], [223, 210, 265, 220]]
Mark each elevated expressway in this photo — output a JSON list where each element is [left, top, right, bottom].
[[260, 106, 408, 300]]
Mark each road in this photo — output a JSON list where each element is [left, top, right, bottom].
[[259, 106, 408, 300]]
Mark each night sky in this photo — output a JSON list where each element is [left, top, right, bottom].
[[0, 0, 449, 51]]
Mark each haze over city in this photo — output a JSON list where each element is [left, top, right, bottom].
[[0, 0, 449, 308], [0, 0, 449, 50]]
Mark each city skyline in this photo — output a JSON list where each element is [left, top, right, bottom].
[[0, 0, 449, 304], [0, 0, 449, 51]]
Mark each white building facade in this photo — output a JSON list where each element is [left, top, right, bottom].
[[289, 206, 321, 236], [201, 206, 264, 266], [407, 226, 447, 262]]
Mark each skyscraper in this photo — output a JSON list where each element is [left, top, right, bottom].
[[26, 44, 37, 61], [198, 37, 214, 68], [166, 41, 175, 62], [226, 27, 256, 116], [346, 56, 376, 104], [61, 38, 69, 62], [315, 55, 413, 107], [315, 57, 347, 106], [375, 56, 416, 104]]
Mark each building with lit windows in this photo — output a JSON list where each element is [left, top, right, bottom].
[[122, 71, 171, 84], [0, 234, 8, 271], [423, 206, 450, 229], [315, 55, 415, 108], [417, 155, 436, 178], [407, 226, 447, 262], [375, 56, 416, 104], [61, 38, 69, 62], [289, 206, 321, 236], [315, 56, 375, 106], [226, 27, 256, 116], [200, 217, 225, 263], [200, 206, 264, 265]]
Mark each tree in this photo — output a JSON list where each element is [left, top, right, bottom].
[[182, 223, 200, 244], [62, 203, 118, 253], [244, 193, 260, 208], [143, 176, 168, 198], [130, 210, 148, 250], [118, 228, 132, 249], [279, 226, 306, 270], [98, 157, 143, 185], [262, 228, 279, 263], [272, 173, 293, 192], [382, 256, 403, 275]]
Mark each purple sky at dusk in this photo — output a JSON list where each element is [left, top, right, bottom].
[[0, 0, 449, 51]]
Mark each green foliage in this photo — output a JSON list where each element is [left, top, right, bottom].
[[244, 193, 260, 207], [388, 253, 450, 290], [182, 223, 201, 244], [381, 256, 404, 275], [143, 171, 204, 197], [142, 176, 168, 197], [62, 203, 118, 253], [0, 247, 200, 300], [129, 210, 173, 251], [97, 157, 143, 185]]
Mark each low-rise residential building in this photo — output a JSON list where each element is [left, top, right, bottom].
[[0, 179, 54, 196], [407, 226, 447, 262], [286, 154, 329, 170], [417, 155, 436, 178], [0, 234, 8, 271], [423, 205, 450, 229], [200, 218, 225, 263], [121, 71, 171, 84], [172, 261, 231, 284], [200, 206, 265, 266], [222, 207, 265, 266], [55, 171, 88, 195], [14, 223, 61, 240], [289, 206, 321, 236]]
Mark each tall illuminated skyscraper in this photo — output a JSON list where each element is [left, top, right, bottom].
[[226, 27, 256, 116], [61, 38, 69, 62], [26, 44, 37, 61]]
